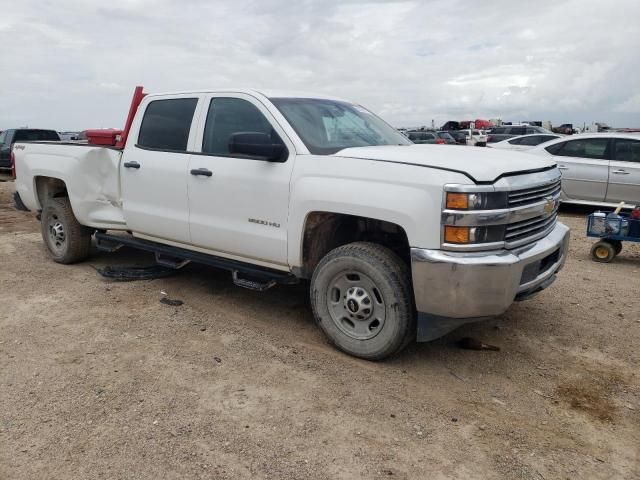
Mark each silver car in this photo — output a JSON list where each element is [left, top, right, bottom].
[[527, 133, 640, 207]]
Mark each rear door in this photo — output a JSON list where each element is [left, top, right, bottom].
[[187, 94, 295, 267], [120, 95, 201, 244], [549, 138, 610, 202], [605, 138, 640, 204]]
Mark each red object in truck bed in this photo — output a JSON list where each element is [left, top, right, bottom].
[[86, 129, 123, 146], [84, 86, 147, 148]]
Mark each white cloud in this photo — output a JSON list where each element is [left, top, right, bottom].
[[0, 0, 639, 130], [615, 94, 640, 113]]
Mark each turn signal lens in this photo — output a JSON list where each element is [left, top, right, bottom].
[[444, 226, 471, 244], [446, 193, 468, 210]]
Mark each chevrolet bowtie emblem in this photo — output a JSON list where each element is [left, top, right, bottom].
[[543, 196, 556, 214]]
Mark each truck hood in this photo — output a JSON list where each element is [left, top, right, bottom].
[[333, 144, 556, 183]]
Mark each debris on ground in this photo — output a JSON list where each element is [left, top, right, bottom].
[[96, 265, 178, 281], [457, 337, 501, 351], [160, 297, 184, 307]]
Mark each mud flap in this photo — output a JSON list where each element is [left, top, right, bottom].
[[416, 313, 485, 342]]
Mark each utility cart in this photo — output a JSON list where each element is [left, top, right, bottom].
[[587, 211, 640, 262]]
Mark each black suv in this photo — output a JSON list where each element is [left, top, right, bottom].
[[0, 129, 60, 170], [486, 125, 551, 143]]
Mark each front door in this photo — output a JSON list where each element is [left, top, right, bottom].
[[550, 137, 610, 202], [187, 94, 295, 267], [605, 138, 640, 205], [121, 95, 200, 244]]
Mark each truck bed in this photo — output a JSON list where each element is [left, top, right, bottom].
[[14, 142, 126, 229]]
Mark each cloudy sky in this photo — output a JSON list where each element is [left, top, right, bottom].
[[1, 0, 639, 130]]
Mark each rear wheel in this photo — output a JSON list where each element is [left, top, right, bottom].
[[310, 242, 415, 360], [590, 241, 616, 263], [41, 197, 92, 264]]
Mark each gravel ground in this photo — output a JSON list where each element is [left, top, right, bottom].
[[0, 180, 638, 479]]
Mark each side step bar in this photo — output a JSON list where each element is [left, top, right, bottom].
[[94, 232, 298, 290]]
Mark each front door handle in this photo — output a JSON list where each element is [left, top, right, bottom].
[[123, 161, 141, 169], [557, 165, 569, 170], [190, 168, 213, 177], [612, 169, 630, 175]]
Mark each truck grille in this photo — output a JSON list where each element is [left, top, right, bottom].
[[508, 179, 561, 207], [505, 208, 558, 247]]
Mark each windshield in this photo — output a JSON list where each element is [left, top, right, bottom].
[[270, 98, 411, 155]]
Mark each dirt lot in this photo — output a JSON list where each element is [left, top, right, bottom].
[[1, 180, 638, 480]]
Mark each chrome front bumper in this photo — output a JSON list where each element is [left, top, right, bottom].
[[411, 222, 570, 341]]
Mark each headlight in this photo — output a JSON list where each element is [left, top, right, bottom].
[[445, 191, 508, 210], [444, 225, 506, 244]]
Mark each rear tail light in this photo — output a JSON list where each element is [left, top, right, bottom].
[[10, 150, 16, 179], [436, 138, 445, 144]]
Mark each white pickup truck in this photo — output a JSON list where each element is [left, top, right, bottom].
[[14, 87, 569, 360]]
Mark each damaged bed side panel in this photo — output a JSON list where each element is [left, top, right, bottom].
[[15, 143, 126, 229]]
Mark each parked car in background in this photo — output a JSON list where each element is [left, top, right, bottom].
[[74, 131, 89, 142], [488, 134, 562, 151], [406, 130, 446, 144], [440, 121, 461, 131], [461, 129, 488, 146], [552, 124, 575, 135], [0, 128, 60, 171], [527, 133, 640, 207], [435, 131, 456, 145], [441, 120, 493, 131], [487, 125, 552, 143], [58, 132, 81, 141], [449, 131, 468, 145]]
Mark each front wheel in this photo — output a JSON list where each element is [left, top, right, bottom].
[[310, 242, 415, 360], [41, 197, 92, 264]]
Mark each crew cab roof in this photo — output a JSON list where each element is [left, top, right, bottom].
[[143, 89, 350, 102]]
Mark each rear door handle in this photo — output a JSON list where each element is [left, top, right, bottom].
[[123, 161, 140, 169], [612, 169, 630, 175], [190, 168, 213, 177], [557, 165, 569, 170]]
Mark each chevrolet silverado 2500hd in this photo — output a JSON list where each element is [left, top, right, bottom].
[[14, 87, 569, 360]]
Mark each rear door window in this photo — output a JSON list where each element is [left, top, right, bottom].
[[0, 131, 6, 145], [138, 98, 198, 151], [508, 137, 523, 145]]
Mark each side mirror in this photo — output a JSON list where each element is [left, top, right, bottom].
[[228, 132, 286, 162]]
